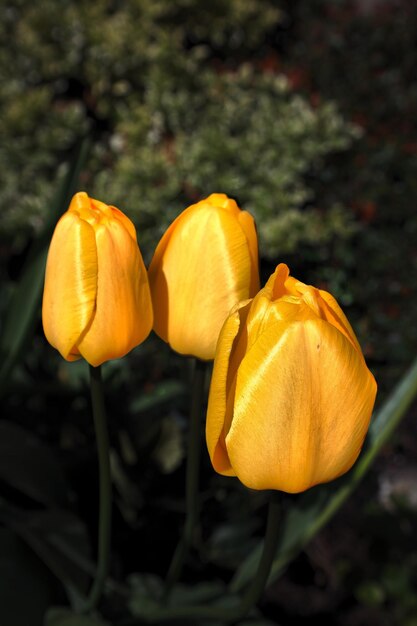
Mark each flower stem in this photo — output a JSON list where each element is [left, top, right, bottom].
[[133, 498, 281, 623], [164, 358, 208, 596], [229, 497, 281, 621], [85, 364, 112, 611]]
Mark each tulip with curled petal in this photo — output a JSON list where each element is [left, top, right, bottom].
[[206, 263, 377, 493]]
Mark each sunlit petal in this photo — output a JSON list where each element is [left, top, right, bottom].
[[226, 318, 376, 492], [77, 218, 153, 366], [149, 196, 258, 360], [43, 192, 152, 366], [42, 212, 97, 361]]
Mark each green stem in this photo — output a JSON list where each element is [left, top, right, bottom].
[[85, 364, 112, 611], [164, 358, 207, 596], [149, 499, 281, 623], [229, 497, 281, 622]]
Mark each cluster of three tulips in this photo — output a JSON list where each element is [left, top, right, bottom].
[[43, 191, 377, 494]]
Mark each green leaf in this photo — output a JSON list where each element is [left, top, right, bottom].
[[127, 573, 163, 617], [0, 503, 91, 603], [0, 420, 68, 506], [169, 581, 226, 606], [44, 608, 109, 626], [129, 379, 186, 414], [0, 138, 90, 395], [230, 355, 417, 592], [206, 518, 260, 569], [128, 574, 237, 622], [0, 501, 128, 610], [127, 379, 187, 452]]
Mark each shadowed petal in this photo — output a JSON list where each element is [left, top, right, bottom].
[[206, 301, 252, 475]]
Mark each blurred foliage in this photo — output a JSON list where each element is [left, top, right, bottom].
[[1, 0, 417, 625], [0, 0, 357, 260], [279, 0, 417, 374], [96, 67, 358, 258]]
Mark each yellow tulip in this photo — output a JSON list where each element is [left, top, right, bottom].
[[42, 192, 153, 367], [206, 263, 377, 493], [148, 193, 259, 360]]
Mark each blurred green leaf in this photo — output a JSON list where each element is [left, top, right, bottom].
[[129, 380, 186, 414], [0, 527, 57, 626], [0, 138, 89, 395], [354, 580, 385, 607], [238, 621, 279, 626], [0, 420, 68, 506], [166, 581, 226, 607], [231, 355, 417, 592], [127, 573, 163, 617], [128, 574, 236, 621], [127, 379, 187, 452], [152, 415, 184, 474], [206, 518, 259, 569], [44, 608, 109, 626], [0, 503, 91, 603], [200, 617, 276, 626]]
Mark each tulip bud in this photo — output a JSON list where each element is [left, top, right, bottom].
[[148, 193, 259, 360], [42, 192, 153, 367], [206, 263, 377, 493]]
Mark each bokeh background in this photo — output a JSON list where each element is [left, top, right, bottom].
[[1, 0, 417, 625]]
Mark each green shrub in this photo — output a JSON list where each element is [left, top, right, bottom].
[[1, 0, 357, 261]]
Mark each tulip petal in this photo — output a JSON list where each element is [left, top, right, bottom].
[[244, 288, 318, 355], [108, 205, 138, 242], [150, 205, 254, 360], [77, 218, 153, 366], [206, 300, 252, 475], [206, 194, 239, 214], [317, 289, 362, 354], [148, 205, 196, 335], [226, 319, 377, 493], [237, 210, 260, 296], [264, 263, 290, 299], [68, 191, 91, 215], [42, 212, 97, 361]]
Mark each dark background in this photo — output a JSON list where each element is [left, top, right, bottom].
[[1, 1, 417, 624]]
